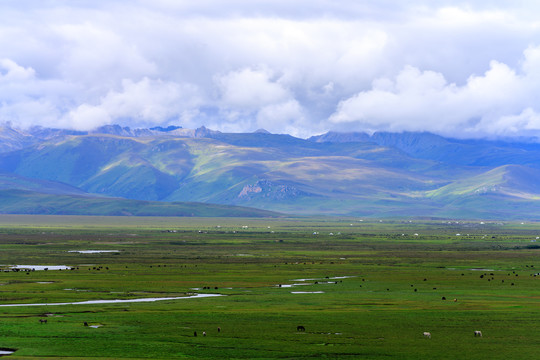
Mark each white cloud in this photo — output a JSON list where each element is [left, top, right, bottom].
[[0, 58, 76, 128], [65, 104, 111, 131], [1, 1, 540, 138], [0, 100, 61, 129], [426, 6, 513, 27], [329, 46, 540, 138], [488, 108, 540, 136], [216, 68, 290, 110], [64, 77, 203, 130], [256, 100, 306, 137], [214, 68, 310, 135], [0, 59, 35, 82], [53, 22, 156, 86]]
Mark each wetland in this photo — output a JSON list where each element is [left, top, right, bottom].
[[0, 215, 537, 359]]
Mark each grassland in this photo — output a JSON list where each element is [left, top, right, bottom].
[[0, 215, 538, 359]]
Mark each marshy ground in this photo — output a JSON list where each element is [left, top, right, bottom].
[[0, 215, 538, 359]]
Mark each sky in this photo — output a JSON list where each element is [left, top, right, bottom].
[[1, 1, 540, 139]]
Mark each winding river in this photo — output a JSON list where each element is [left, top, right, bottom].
[[0, 293, 223, 307]]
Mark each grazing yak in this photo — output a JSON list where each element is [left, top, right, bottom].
[[474, 330, 483, 337], [423, 332, 431, 339], [39, 319, 47, 324], [297, 325, 306, 332]]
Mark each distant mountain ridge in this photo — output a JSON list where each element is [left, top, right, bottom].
[[0, 124, 539, 219]]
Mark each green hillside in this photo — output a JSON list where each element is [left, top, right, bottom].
[[0, 134, 440, 206], [0, 173, 87, 195], [427, 165, 540, 200], [0, 189, 281, 217], [0, 127, 540, 218]]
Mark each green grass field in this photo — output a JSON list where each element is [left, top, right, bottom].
[[0, 215, 538, 359]]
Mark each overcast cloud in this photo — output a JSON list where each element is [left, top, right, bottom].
[[1, 1, 540, 138]]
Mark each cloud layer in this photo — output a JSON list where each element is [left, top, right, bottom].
[[330, 51, 540, 138], [1, 1, 540, 139]]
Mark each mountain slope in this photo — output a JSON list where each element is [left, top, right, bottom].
[[0, 173, 88, 195], [0, 126, 35, 153], [0, 134, 440, 205], [0, 189, 281, 217], [311, 131, 540, 168], [0, 125, 539, 218], [366, 132, 540, 168], [0, 135, 189, 201], [427, 165, 540, 200]]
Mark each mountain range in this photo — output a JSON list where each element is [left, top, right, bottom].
[[0, 124, 539, 219]]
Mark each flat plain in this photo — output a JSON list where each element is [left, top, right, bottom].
[[0, 215, 538, 359]]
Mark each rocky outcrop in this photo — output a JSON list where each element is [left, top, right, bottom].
[[238, 180, 307, 201]]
